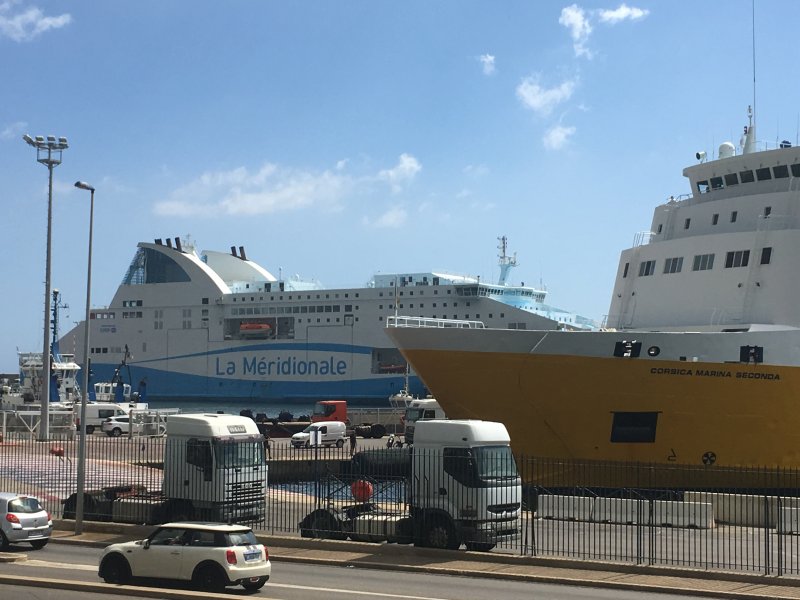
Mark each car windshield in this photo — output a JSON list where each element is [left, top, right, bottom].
[[8, 496, 43, 513], [301, 425, 318, 433], [214, 440, 266, 468], [473, 445, 519, 480], [227, 529, 258, 546]]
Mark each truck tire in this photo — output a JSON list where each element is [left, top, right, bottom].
[[465, 541, 495, 552], [370, 424, 386, 439], [299, 509, 346, 540], [85, 425, 95, 435], [418, 516, 460, 550]]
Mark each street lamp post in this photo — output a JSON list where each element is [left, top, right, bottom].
[[73, 180, 95, 535], [23, 134, 69, 441]]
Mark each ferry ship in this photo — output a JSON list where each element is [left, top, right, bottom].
[[58, 237, 594, 404], [386, 107, 800, 471]]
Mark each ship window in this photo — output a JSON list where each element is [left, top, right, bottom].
[[724, 173, 739, 186], [725, 250, 750, 268], [731, 211, 738, 223], [710, 176, 724, 189], [638, 260, 655, 277], [663, 257, 683, 274], [739, 170, 755, 183], [610, 412, 658, 443], [761, 247, 772, 265], [684, 218, 691, 229], [792, 164, 800, 177], [122, 247, 191, 285], [764, 206, 771, 218], [622, 263, 629, 278], [756, 167, 772, 181], [773, 165, 789, 178], [712, 213, 719, 225], [657, 224, 662, 234], [692, 253, 715, 271], [696, 180, 709, 194]]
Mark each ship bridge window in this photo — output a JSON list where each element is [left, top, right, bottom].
[[761, 247, 772, 265], [663, 257, 683, 274], [756, 167, 772, 181], [610, 412, 658, 444], [791, 164, 800, 177], [724, 173, 739, 186], [739, 170, 755, 183], [696, 180, 709, 194], [692, 253, 715, 271], [773, 165, 789, 178], [712, 213, 719, 225], [710, 176, 724, 190], [638, 260, 656, 277], [725, 250, 750, 268], [122, 247, 191, 285]]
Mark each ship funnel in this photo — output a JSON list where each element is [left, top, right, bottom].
[[155, 238, 163, 245], [230, 246, 237, 257], [239, 246, 247, 261], [166, 238, 173, 248], [174, 237, 182, 252]]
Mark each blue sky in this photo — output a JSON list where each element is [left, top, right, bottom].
[[1, 1, 796, 371]]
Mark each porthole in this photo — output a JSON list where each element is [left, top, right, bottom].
[[647, 346, 661, 357]]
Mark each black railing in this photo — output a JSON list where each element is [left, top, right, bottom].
[[3, 432, 800, 575]]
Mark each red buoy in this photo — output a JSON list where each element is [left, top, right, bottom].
[[351, 479, 373, 502]]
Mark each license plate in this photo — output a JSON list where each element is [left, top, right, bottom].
[[244, 551, 261, 562]]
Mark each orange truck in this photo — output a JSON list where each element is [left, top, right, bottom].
[[311, 400, 404, 438]]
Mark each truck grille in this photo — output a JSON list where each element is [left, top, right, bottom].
[[487, 502, 521, 514]]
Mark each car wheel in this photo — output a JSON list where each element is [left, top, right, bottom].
[[241, 575, 269, 591], [193, 563, 227, 592], [30, 538, 49, 550], [336, 439, 344, 448], [85, 425, 95, 435], [100, 553, 131, 584], [0, 531, 9, 551], [111, 428, 122, 437]]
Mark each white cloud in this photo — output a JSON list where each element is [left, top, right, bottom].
[[516, 76, 576, 116], [0, 3, 71, 42], [0, 120, 26, 139], [463, 164, 489, 177], [154, 154, 421, 217], [599, 4, 649, 24], [542, 124, 576, 150], [478, 54, 496, 75], [363, 207, 408, 229], [559, 4, 592, 58], [377, 153, 421, 193]]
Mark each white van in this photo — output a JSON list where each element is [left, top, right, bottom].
[[291, 421, 347, 448], [77, 402, 129, 435]]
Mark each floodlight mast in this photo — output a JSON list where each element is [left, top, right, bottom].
[[23, 133, 68, 440]]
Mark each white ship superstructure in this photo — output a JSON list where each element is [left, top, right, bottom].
[[59, 237, 589, 403]]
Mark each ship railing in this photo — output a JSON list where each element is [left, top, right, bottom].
[[386, 315, 486, 329], [632, 231, 654, 247]]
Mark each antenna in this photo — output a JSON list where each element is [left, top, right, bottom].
[[751, 0, 756, 133]]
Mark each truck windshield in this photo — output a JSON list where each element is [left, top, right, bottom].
[[405, 408, 424, 423], [313, 402, 336, 418], [473, 445, 519, 480], [214, 441, 266, 468]]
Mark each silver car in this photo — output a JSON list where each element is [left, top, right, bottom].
[[0, 492, 53, 550]]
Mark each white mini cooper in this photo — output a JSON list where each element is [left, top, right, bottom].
[[98, 521, 270, 591]]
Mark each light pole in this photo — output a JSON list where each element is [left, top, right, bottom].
[[23, 134, 69, 441], [73, 180, 95, 534]]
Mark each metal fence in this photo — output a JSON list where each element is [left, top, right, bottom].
[[3, 432, 800, 576]]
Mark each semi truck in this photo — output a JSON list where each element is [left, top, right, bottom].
[[64, 413, 268, 525], [312, 398, 444, 440], [298, 419, 521, 551]]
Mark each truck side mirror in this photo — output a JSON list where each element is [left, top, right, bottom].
[[143, 539, 151, 549]]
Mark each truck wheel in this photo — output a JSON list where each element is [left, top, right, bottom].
[[300, 510, 346, 540], [193, 563, 227, 592], [370, 424, 386, 439], [85, 425, 95, 435], [100, 553, 131, 584], [336, 439, 344, 448], [420, 518, 460, 550]]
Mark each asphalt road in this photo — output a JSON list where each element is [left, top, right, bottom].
[[0, 543, 726, 600]]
